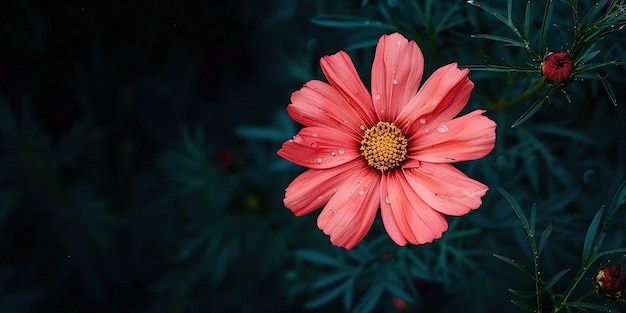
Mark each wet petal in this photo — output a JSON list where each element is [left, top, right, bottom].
[[396, 63, 472, 133], [380, 172, 408, 246], [409, 110, 496, 163], [320, 51, 377, 127], [386, 171, 448, 244], [371, 32, 424, 122], [278, 126, 362, 169], [287, 80, 368, 139], [317, 167, 381, 249], [284, 161, 364, 216], [403, 162, 488, 216]]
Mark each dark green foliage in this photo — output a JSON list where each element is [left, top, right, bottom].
[[1, 0, 625, 312]]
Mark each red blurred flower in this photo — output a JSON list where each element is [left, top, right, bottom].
[[278, 33, 496, 249], [596, 265, 626, 299], [541, 52, 574, 86], [392, 297, 409, 312]]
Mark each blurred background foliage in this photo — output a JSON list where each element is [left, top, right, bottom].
[[0, 0, 625, 312]]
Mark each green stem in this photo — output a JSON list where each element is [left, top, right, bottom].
[[488, 80, 545, 112]]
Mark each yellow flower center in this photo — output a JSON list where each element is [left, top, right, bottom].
[[360, 122, 408, 171]]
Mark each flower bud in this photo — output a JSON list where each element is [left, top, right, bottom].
[[392, 297, 409, 312], [596, 265, 626, 299], [541, 52, 574, 86]]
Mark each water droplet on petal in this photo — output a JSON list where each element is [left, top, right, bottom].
[[360, 125, 366, 130], [385, 196, 391, 204], [419, 117, 426, 124], [316, 157, 323, 164], [375, 94, 381, 100], [312, 133, 318, 138], [338, 148, 345, 155], [397, 40, 402, 46], [437, 124, 449, 133], [331, 151, 336, 156], [437, 197, 443, 202], [358, 190, 365, 196], [380, 109, 385, 114], [310, 142, 317, 148], [392, 79, 398, 85]]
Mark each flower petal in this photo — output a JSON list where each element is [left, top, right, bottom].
[[320, 51, 377, 127], [284, 161, 365, 216], [287, 80, 367, 139], [408, 110, 496, 163], [396, 63, 473, 133], [403, 162, 488, 216], [386, 171, 448, 244], [317, 167, 380, 249], [278, 126, 362, 169], [380, 172, 408, 246], [371, 32, 424, 122]]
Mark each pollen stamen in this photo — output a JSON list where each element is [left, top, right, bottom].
[[360, 122, 408, 171]]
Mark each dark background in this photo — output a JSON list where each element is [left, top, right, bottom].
[[1, 0, 625, 312]]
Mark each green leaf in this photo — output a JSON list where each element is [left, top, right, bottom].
[[610, 178, 626, 211], [524, 0, 531, 39], [496, 186, 531, 235], [568, 301, 617, 312], [508, 288, 536, 298], [542, 268, 571, 292], [493, 254, 533, 277], [511, 299, 537, 312], [310, 14, 397, 30], [583, 207, 604, 262], [305, 280, 350, 309], [467, 1, 523, 40], [294, 249, 342, 267], [352, 285, 384, 313], [511, 89, 550, 128], [470, 34, 527, 48], [539, 0, 554, 53], [538, 223, 553, 255], [312, 271, 352, 289]]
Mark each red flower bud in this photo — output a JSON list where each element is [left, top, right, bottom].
[[541, 52, 574, 86], [596, 265, 626, 299], [392, 297, 409, 312]]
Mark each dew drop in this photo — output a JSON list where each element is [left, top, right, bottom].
[[437, 124, 449, 133], [310, 142, 317, 148], [338, 148, 345, 155], [358, 190, 365, 196], [419, 117, 426, 124], [344, 156, 350, 160], [437, 197, 443, 202], [360, 125, 366, 130], [331, 151, 336, 156], [375, 94, 381, 100], [312, 133, 318, 138], [397, 40, 402, 46], [385, 196, 391, 204], [392, 79, 398, 85], [316, 157, 323, 164], [380, 109, 385, 114]]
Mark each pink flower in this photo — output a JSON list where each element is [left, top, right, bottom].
[[278, 33, 496, 249]]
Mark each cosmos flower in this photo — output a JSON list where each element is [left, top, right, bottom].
[[541, 52, 574, 87], [278, 32, 496, 249]]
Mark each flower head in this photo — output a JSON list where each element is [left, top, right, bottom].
[[278, 33, 496, 249], [541, 52, 574, 86], [596, 265, 626, 299]]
